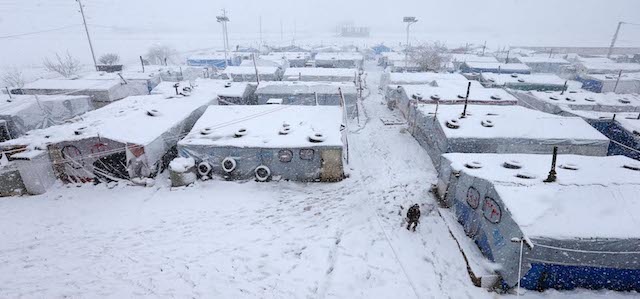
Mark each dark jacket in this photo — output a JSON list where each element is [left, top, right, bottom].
[[407, 205, 420, 221]]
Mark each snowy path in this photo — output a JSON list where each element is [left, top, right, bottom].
[[1, 62, 638, 299]]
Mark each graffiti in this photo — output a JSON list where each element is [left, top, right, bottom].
[[466, 186, 480, 209], [482, 196, 502, 224]]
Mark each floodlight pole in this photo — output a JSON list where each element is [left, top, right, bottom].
[[76, 0, 98, 70], [217, 9, 231, 68], [403, 17, 418, 72], [607, 22, 624, 59]]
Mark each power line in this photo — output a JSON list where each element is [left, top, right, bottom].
[[0, 24, 80, 39]]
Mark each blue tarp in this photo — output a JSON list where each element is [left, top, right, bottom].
[[588, 119, 640, 160], [372, 44, 392, 55]]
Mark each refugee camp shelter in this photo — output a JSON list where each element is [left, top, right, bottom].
[[461, 62, 531, 74], [283, 68, 358, 82], [514, 90, 640, 116], [80, 70, 162, 93], [513, 56, 570, 73], [315, 52, 364, 68], [254, 81, 358, 117], [223, 66, 283, 82], [566, 110, 640, 160], [449, 54, 499, 71], [177, 105, 345, 182], [387, 81, 517, 118], [16, 78, 147, 108], [372, 44, 392, 55], [262, 52, 311, 67], [0, 90, 216, 195], [575, 61, 640, 75], [187, 52, 242, 69], [437, 153, 640, 291], [380, 72, 468, 88], [378, 52, 405, 68], [578, 72, 640, 94], [410, 104, 609, 169], [479, 73, 573, 91], [142, 65, 208, 82], [151, 79, 256, 105], [0, 94, 94, 142]]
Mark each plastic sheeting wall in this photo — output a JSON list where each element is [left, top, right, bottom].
[[439, 157, 640, 291], [0, 97, 94, 141], [255, 93, 358, 118], [177, 145, 343, 182]]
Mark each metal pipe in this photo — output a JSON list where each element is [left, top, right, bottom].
[[462, 81, 471, 118]]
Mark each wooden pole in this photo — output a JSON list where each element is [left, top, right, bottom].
[[462, 82, 471, 118]]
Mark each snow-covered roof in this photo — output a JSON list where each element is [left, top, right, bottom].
[[284, 68, 357, 78], [528, 90, 640, 112], [463, 62, 531, 72], [566, 110, 640, 133], [578, 62, 640, 73], [450, 54, 498, 63], [400, 81, 518, 104], [223, 66, 279, 75], [583, 72, 640, 82], [417, 104, 608, 141], [4, 92, 214, 148], [21, 79, 122, 91], [255, 81, 357, 95], [386, 72, 468, 85], [480, 73, 567, 85], [315, 52, 363, 61], [188, 52, 237, 60], [515, 56, 570, 64], [263, 52, 311, 60], [151, 79, 250, 98], [576, 56, 615, 64], [179, 105, 344, 148], [442, 153, 640, 239], [0, 95, 90, 116], [79, 71, 160, 81]]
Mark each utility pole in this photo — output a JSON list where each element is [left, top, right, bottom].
[[217, 9, 231, 68], [76, 0, 97, 70], [403, 17, 418, 72], [482, 41, 487, 56], [607, 21, 624, 59]]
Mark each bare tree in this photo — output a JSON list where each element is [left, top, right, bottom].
[[43, 52, 83, 78], [146, 45, 177, 65], [98, 53, 120, 65], [1, 67, 25, 88], [410, 42, 452, 72]]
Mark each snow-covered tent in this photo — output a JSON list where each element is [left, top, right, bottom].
[[513, 90, 640, 116], [315, 52, 363, 69], [380, 72, 467, 87], [461, 62, 531, 74], [378, 52, 405, 68], [187, 53, 242, 69], [0, 94, 94, 142], [449, 54, 499, 71], [479, 73, 574, 91], [575, 61, 640, 75], [177, 105, 345, 182], [387, 81, 517, 118], [254, 82, 358, 117], [223, 66, 283, 82], [410, 104, 610, 170], [437, 153, 640, 291], [567, 111, 640, 160], [79, 70, 162, 93], [142, 65, 209, 82], [513, 56, 570, 73], [240, 57, 289, 69], [577, 72, 640, 94], [371, 44, 392, 55], [283, 68, 358, 83], [262, 52, 311, 67], [0, 89, 217, 195], [151, 79, 256, 105], [16, 78, 147, 108]]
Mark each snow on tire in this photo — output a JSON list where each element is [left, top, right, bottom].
[[197, 161, 212, 177], [221, 157, 237, 173], [255, 165, 271, 182]]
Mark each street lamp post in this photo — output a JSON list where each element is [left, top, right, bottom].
[[217, 10, 231, 68], [403, 17, 418, 72]]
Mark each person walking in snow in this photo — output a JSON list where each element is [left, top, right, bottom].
[[406, 204, 420, 231]]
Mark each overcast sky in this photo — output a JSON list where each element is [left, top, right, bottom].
[[1, 0, 640, 66]]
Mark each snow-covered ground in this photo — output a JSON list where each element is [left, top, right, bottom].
[[1, 62, 638, 298]]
